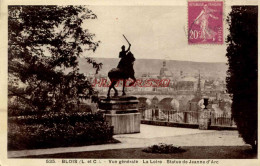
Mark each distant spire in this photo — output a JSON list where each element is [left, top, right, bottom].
[[197, 70, 201, 97]]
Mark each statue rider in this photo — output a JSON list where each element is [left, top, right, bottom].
[[117, 43, 131, 69], [117, 42, 136, 86]]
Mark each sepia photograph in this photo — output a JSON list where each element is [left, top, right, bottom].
[[0, 0, 258, 165]]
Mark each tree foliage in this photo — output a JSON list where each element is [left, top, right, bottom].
[[226, 6, 258, 150], [8, 6, 102, 112]]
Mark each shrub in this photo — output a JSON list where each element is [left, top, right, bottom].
[[8, 111, 104, 125], [143, 143, 186, 154], [8, 104, 93, 117], [8, 112, 115, 150]]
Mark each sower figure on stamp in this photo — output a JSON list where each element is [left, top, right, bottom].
[[194, 4, 219, 42], [107, 35, 136, 98]]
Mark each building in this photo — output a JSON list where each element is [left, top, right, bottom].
[[159, 61, 173, 78]]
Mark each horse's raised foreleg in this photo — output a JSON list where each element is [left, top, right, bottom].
[[122, 79, 126, 96]]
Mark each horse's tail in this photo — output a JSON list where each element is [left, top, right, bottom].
[[108, 68, 120, 80], [108, 70, 113, 79]]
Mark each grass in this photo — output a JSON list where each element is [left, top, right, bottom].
[[19, 146, 257, 159]]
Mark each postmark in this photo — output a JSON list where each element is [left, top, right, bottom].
[[188, 0, 223, 44]]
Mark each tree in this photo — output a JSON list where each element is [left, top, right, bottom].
[[226, 6, 258, 151], [8, 6, 102, 113]]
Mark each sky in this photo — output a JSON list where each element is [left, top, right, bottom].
[[83, 5, 230, 62]]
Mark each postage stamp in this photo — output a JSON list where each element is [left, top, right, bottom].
[[188, 1, 223, 44]]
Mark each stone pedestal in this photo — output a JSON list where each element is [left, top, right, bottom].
[[98, 96, 140, 134], [198, 109, 211, 130]]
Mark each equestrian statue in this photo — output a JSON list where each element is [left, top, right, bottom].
[[107, 35, 136, 98]]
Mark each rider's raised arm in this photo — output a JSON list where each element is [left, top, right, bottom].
[[126, 44, 131, 52]]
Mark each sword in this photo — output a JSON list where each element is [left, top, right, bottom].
[[123, 34, 131, 45]]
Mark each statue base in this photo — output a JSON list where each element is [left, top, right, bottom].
[[99, 96, 140, 134]]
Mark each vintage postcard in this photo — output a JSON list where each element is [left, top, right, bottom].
[[0, 0, 259, 166]]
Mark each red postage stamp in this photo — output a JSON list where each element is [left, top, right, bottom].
[[188, 1, 223, 44]]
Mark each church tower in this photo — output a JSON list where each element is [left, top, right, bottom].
[[159, 60, 173, 79], [196, 71, 202, 98], [160, 61, 167, 77]]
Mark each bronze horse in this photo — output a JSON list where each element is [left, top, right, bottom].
[[107, 52, 136, 98]]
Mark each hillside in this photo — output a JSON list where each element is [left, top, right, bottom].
[[78, 58, 228, 78]]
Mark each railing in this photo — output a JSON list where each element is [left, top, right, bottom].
[[140, 109, 236, 128], [140, 109, 199, 124], [211, 113, 236, 127]]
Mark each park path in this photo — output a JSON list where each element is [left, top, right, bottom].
[[8, 124, 245, 158]]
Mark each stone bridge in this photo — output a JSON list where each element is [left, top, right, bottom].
[[99, 93, 195, 102], [98, 93, 196, 112]]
